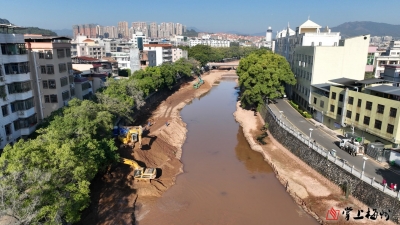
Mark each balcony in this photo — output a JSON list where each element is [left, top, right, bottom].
[[9, 90, 33, 101], [20, 123, 37, 136], [17, 107, 35, 118]]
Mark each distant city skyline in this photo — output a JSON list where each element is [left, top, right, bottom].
[[2, 0, 400, 34]]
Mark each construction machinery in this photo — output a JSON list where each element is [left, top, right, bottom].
[[340, 138, 364, 156], [113, 125, 143, 148], [120, 158, 157, 181], [193, 75, 204, 89]]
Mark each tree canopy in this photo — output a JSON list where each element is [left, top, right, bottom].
[[237, 49, 296, 110]]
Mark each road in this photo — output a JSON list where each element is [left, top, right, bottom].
[[268, 99, 400, 184]]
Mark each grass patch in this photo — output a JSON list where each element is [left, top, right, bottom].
[[289, 100, 312, 118]]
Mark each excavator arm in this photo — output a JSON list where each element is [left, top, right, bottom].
[[121, 158, 141, 170]]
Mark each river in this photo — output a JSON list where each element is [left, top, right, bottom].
[[138, 78, 318, 225]]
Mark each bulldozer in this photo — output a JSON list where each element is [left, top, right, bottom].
[[113, 126, 143, 149], [193, 75, 204, 89], [120, 158, 157, 181]]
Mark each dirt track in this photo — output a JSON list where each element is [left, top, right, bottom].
[[77, 69, 232, 225]]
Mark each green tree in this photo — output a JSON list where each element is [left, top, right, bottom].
[[237, 49, 296, 110], [0, 99, 119, 223]]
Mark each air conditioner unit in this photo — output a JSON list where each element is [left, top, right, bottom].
[[0, 76, 5, 82], [18, 111, 24, 116], [70, 83, 75, 88]]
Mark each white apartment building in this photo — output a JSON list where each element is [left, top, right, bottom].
[[143, 43, 173, 66], [131, 32, 148, 50], [275, 19, 370, 111], [189, 39, 230, 47], [111, 52, 130, 69], [71, 35, 106, 59], [25, 35, 74, 120], [373, 41, 400, 78], [172, 48, 188, 62], [0, 27, 37, 149]]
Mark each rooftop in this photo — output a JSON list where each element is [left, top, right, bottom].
[[299, 19, 321, 28], [385, 64, 400, 69], [329, 78, 359, 86], [312, 83, 332, 92], [366, 85, 400, 97], [144, 44, 172, 47], [357, 78, 387, 85]]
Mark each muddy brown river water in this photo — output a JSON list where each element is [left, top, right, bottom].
[[138, 79, 318, 225]]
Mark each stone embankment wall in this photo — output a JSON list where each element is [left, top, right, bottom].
[[259, 105, 400, 223]]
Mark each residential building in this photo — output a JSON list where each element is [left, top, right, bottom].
[[0, 26, 37, 149], [176, 23, 183, 35], [264, 26, 273, 49], [118, 21, 129, 39], [103, 26, 117, 39], [172, 48, 188, 62], [275, 19, 369, 112], [372, 41, 400, 78], [111, 52, 130, 69], [150, 22, 158, 38], [72, 64, 107, 93], [310, 73, 400, 148], [131, 32, 147, 50], [143, 43, 173, 66], [71, 35, 106, 59], [25, 35, 74, 120], [72, 24, 97, 38]]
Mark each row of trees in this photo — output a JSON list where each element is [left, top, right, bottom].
[[237, 49, 296, 110], [0, 58, 199, 224], [179, 45, 261, 66]]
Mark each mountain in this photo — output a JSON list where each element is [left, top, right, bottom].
[[0, 18, 56, 36], [187, 27, 202, 32], [331, 21, 400, 38], [52, 29, 73, 37]]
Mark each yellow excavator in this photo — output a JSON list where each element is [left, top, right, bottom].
[[113, 126, 143, 148], [120, 158, 157, 181]]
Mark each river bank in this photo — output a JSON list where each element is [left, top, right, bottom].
[[233, 102, 396, 225], [77, 69, 234, 225]]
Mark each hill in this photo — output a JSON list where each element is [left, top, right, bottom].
[[331, 21, 400, 38], [0, 18, 57, 36]]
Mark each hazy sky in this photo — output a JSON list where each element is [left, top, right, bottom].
[[2, 0, 399, 34]]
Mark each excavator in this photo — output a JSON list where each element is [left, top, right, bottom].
[[113, 125, 143, 149], [120, 158, 157, 181], [193, 75, 204, 89]]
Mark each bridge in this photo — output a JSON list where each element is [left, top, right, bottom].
[[207, 61, 239, 69]]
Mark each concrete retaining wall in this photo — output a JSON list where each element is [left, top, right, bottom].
[[259, 104, 400, 223]]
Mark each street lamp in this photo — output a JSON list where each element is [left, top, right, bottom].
[[361, 156, 368, 179], [279, 111, 283, 119], [309, 128, 313, 139]]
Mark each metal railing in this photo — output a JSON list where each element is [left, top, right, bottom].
[[265, 104, 400, 200]]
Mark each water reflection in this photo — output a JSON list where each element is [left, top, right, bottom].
[[235, 127, 273, 174]]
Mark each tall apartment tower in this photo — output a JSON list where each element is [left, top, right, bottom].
[[176, 23, 183, 35], [150, 22, 158, 38], [25, 35, 74, 121], [266, 26, 272, 42], [73, 25, 80, 38], [118, 21, 129, 39], [0, 26, 37, 149]]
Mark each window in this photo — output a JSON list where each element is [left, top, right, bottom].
[[2, 105, 8, 117], [60, 77, 68, 87], [363, 116, 370, 125], [348, 96, 354, 105], [40, 66, 46, 74], [66, 48, 71, 57], [57, 49, 65, 58], [13, 120, 20, 131], [320, 100, 324, 108], [7, 81, 32, 94], [82, 82, 91, 91], [357, 99, 362, 107], [366, 101, 372, 110], [50, 94, 58, 103], [67, 62, 72, 72], [374, 120, 382, 130], [390, 107, 397, 117], [4, 62, 29, 74], [43, 80, 48, 89], [10, 98, 34, 112], [47, 65, 54, 74], [62, 90, 70, 101], [355, 113, 360, 122], [387, 124, 394, 134], [59, 63, 67, 73], [331, 92, 336, 100], [339, 94, 344, 102], [45, 50, 53, 59], [44, 95, 50, 103], [377, 104, 385, 114], [330, 104, 335, 112], [313, 97, 317, 104], [39, 51, 45, 59], [69, 75, 74, 84], [48, 79, 56, 89], [346, 110, 352, 119], [70, 88, 75, 96], [4, 123, 12, 135], [337, 107, 342, 115]]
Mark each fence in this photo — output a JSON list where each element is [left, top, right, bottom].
[[260, 103, 400, 223]]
